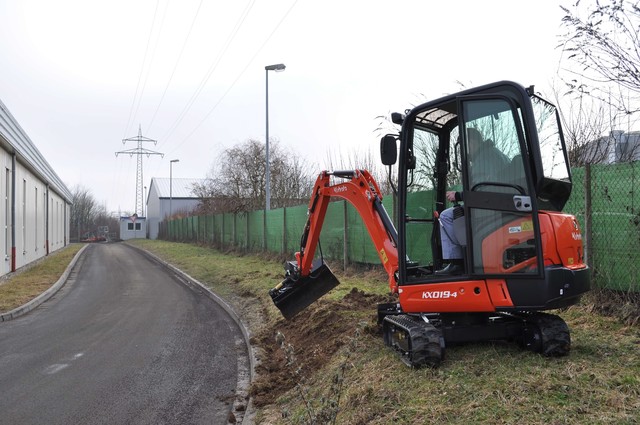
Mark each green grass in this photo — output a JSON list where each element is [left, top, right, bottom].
[[0, 244, 84, 313]]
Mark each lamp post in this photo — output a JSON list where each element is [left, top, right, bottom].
[[170, 159, 179, 219], [265, 63, 285, 210]]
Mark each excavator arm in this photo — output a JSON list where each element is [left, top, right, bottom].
[[269, 170, 399, 319]]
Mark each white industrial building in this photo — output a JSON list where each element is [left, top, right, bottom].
[[145, 177, 203, 239], [576, 130, 640, 164], [0, 99, 72, 277]]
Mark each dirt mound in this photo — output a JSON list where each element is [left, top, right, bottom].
[[250, 288, 392, 407]]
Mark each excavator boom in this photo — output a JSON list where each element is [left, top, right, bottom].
[[269, 170, 399, 319]]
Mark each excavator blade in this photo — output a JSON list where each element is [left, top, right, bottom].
[[269, 260, 340, 320]]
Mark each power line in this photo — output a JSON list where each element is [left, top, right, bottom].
[[127, 0, 173, 138], [166, 0, 300, 155], [122, 0, 161, 140], [157, 0, 256, 146], [146, 0, 205, 132]]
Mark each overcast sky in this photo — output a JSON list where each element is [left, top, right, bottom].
[[0, 0, 568, 215]]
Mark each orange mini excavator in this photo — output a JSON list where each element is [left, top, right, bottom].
[[269, 81, 590, 367]]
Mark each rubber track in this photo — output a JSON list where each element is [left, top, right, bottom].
[[532, 312, 571, 356], [383, 315, 443, 368], [520, 312, 571, 356]]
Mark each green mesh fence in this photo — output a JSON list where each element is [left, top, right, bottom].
[[265, 209, 285, 253], [586, 163, 640, 291], [405, 191, 436, 266], [284, 204, 309, 254], [162, 164, 640, 293], [346, 201, 378, 264], [247, 210, 264, 251]]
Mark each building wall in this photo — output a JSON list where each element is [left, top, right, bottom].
[[147, 198, 199, 239], [147, 184, 161, 240], [0, 150, 70, 276], [0, 98, 71, 277]]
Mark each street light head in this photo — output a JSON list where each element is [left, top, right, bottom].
[[170, 159, 180, 163], [265, 63, 286, 72]]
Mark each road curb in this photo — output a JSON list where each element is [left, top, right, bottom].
[[0, 244, 89, 322], [126, 243, 256, 425]]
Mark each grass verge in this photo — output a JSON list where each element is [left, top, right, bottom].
[[0, 243, 84, 313]]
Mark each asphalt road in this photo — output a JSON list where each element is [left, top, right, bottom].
[[0, 243, 249, 425]]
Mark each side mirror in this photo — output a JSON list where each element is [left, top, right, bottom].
[[380, 135, 397, 165]]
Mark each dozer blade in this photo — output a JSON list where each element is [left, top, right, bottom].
[[269, 260, 340, 320]]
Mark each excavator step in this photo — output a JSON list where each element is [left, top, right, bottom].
[[269, 260, 340, 320]]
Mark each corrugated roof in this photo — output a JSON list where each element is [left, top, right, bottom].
[[150, 177, 205, 198], [0, 98, 72, 202]]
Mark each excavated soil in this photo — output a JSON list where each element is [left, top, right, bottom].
[[249, 288, 392, 407]]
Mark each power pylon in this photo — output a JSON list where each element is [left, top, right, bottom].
[[116, 125, 164, 216]]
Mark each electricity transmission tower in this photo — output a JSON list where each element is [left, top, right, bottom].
[[116, 125, 164, 216]]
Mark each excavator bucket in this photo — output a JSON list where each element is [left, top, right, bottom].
[[269, 259, 340, 320]]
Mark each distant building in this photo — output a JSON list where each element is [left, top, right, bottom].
[[146, 177, 203, 239], [615, 131, 640, 162], [119, 213, 147, 241], [572, 130, 640, 164], [0, 98, 72, 277]]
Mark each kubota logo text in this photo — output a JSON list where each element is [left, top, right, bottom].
[[333, 186, 347, 193]]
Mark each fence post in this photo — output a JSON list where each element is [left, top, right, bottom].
[[584, 163, 592, 268], [343, 200, 349, 271]]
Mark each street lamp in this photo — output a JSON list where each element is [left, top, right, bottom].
[[265, 63, 286, 210], [170, 159, 179, 219]]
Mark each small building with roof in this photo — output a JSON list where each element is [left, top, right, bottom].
[[118, 213, 147, 241], [145, 177, 203, 239]]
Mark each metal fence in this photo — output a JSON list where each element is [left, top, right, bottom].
[[159, 163, 640, 293], [566, 162, 640, 292]]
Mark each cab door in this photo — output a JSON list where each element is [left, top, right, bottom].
[[457, 95, 544, 278]]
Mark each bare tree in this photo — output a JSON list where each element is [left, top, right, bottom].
[[270, 152, 315, 207], [70, 185, 118, 241], [195, 139, 315, 214], [551, 81, 614, 165], [323, 145, 396, 194], [559, 0, 640, 115]]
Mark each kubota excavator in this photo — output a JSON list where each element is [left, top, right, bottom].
[[269, 81, 590, 367]]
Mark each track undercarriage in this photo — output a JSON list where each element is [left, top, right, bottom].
[[379, 303, 571, 368]]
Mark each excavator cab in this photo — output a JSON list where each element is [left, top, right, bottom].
[[394, 81, 589, 312]]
